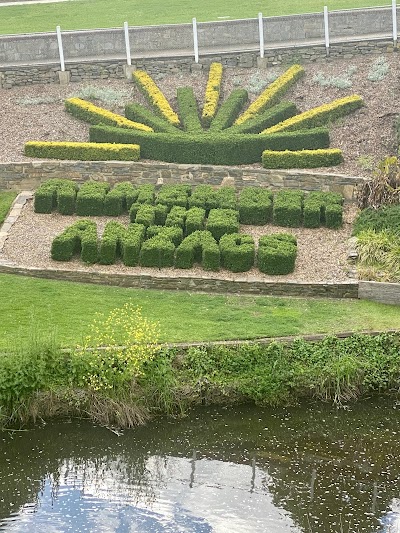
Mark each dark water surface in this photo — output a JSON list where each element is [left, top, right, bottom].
[[1, 400, 400, 532]]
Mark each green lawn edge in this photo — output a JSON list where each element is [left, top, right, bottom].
[[0, 192, 17, 226]]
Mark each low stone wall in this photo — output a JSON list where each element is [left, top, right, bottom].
[[358, 281, 400, 305], [0, 263, 359, 298], [0, 39, 396, 88], [0, 161, 366, 200]]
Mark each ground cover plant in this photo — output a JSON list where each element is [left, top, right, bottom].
[[25, 64, 363, 168], [0, 0, 389, 35], [0, 191, 17, 225]]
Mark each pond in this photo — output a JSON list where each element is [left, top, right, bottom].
[[1, 399, 400, 532]]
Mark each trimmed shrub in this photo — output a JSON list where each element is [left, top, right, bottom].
[[209, 89, 248, 132], [206, 208, 239, 241], [216, 187, 237, 210], [65, 97, 152, 131], [99, 221, 145, 266], [273, 190, 304, 227], [134, 204, 157, 227], [227, 101, 297, 134], [125, 103, 180, 133], [129, 185, 156, 220], [146, 225, 183, 247], [257, 233, 297, 275], [177, 87, 203, 133], [156, 184, 191, 209], [188, 185, 219, 212], [185, 207, 206, 235], [239, 187, 273, 225], [89, 125, 329, 165], [103, 182, 137, 217], [34, 178, 77, 214], [132, 70, 180, 126], [303, 191, 343, 229], [262, 148, 343, 169], [139, 236, 175, 268], [202, 62, 223, 127], [165, 206, 187, 228], [220, 233, 255, 272], [25, 141, 140, 162], [263, 95, 363, 134], [235, 64, 304, 126], [76, 182, 110, 216], [51, 219, 98, 263], [175, 230, 220, 270]]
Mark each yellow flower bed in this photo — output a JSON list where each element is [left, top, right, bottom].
[[202, 62, 223, 126], [235, 64, 304, 126], [65, 97, 153, 132], [262, 95, 364, 134], [24, 141, 140, 161], [133, 70, 180, 126]]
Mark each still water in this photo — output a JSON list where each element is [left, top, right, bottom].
[[1, 400, 400, 533]]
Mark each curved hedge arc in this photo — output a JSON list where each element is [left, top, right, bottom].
[[25, 64, 363, 168]]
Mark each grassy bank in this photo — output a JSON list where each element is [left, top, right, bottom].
[[0, 273, 399, 347], [0, 192, 16, 226], [0, 0, 389, 35]]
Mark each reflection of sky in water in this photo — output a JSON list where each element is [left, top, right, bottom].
[[1, 456, 298, 533]]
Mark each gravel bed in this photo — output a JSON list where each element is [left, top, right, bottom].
[[0, 200, 357, 283], [0, 54, 399, 177]]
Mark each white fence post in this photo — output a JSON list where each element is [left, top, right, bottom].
[[124, 21, 132, 66], [258, 12, 264, 59], [192, 17, 199, 63], [392, 0, 397, 46], [56, 25, 65, 72], [323, 6, 330, 55]]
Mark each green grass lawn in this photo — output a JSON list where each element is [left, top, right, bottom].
[[0, 192, 17, 226], [0, 273, 398, 348], [0, 0, 389, 35]]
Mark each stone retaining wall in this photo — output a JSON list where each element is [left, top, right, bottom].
[[0, 161, 366, 201], [358, 281, 400, 305]]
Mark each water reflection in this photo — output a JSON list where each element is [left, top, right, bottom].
[[1, 400, 400, 532]]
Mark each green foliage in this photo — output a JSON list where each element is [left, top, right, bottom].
[[139, 235, 175, 268], [303, 191, 343, 229], [176, 87, 203, 133], [219, 233, 255, 272], [156, 184, 191, 209], [146, 225, 183, 246], [185, 206, 206, 235], [175, 230, 220, 270], [226, 101, 297, 134], [51, 219, 98, 263], [165, 205, 187, 228], [25, 141, 141, 161], [257, 233, 297, 275], [356, 229, 400, 282], [99, 221, 145, 266], [209, 89, 248, 132], [0, 191, 17, 225], [125, 103, 180, 133], [76, 181, 110, 216], [353, 205, 400, 236], [34, 178, 78, 214], [216, 187, 237, 210], [188, 185, 219, 212], [134, 204, 157, 227], [262, 148, 343, 169], [89, 125, 330, 165], [273, 190, 304, 227], [103, 181, 136, 216], [238, 187, 273, 225], [206, 208, 239, 241]]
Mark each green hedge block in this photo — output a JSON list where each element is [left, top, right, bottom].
[[136, 184, 155, 205], [146, 225, 183, 247], [216, 187, 237, 210], [103, 182, 137, 216], [325, 203, 343, 229], [177, 87, 203, 133], [209, 89, 248, 132], [165, 206, 187, 228], [51, 219, 98, 263], [175, 230, 220, 270], [185, 207, 206, 235], [135, 204, 156, 227], [156, 184, 191, 209], [273, 190, 304, 228], [226, 101, 297, 134], [239, 187, 273, 225], [139, 236, 175, 268], [220, 233, 255, 272], [303, 191, 343, 228], [34, 179, 77, 214], [125, 103, 180, 133], [262, 149, 343, 169], [76, 182, 110, 216], [257, 233, 297, 275], [188, 185, 219, 212], [206, 209, 239, 241], [99, 221, 145, 265], [89, 125, 330, 165], [25, 141, 140, 161]]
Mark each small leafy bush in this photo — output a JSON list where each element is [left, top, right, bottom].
[[51, 219, 98, 263], [185, 207, 206, 235], [303, 191, 343, 229], [156, 184, 191, 209], [273, 190, 304, 227], [139, 236, 175, 268], [34, 178, 77, 214], [239, 187, 273, 225], [146, 225, 183, 247], [367, 56, 389, 82], [76, 182, 110, 216], [206, 208, 239, 241], [103, 182, 136, 217], [257, 233, 297, 275], [219, 233, 255, 272], [165, 206, 187, 228], [99, 221, 145, 266], [175, 230, 220, 270], [262, 148, 343, 169], [188, 185, 219, 212]]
